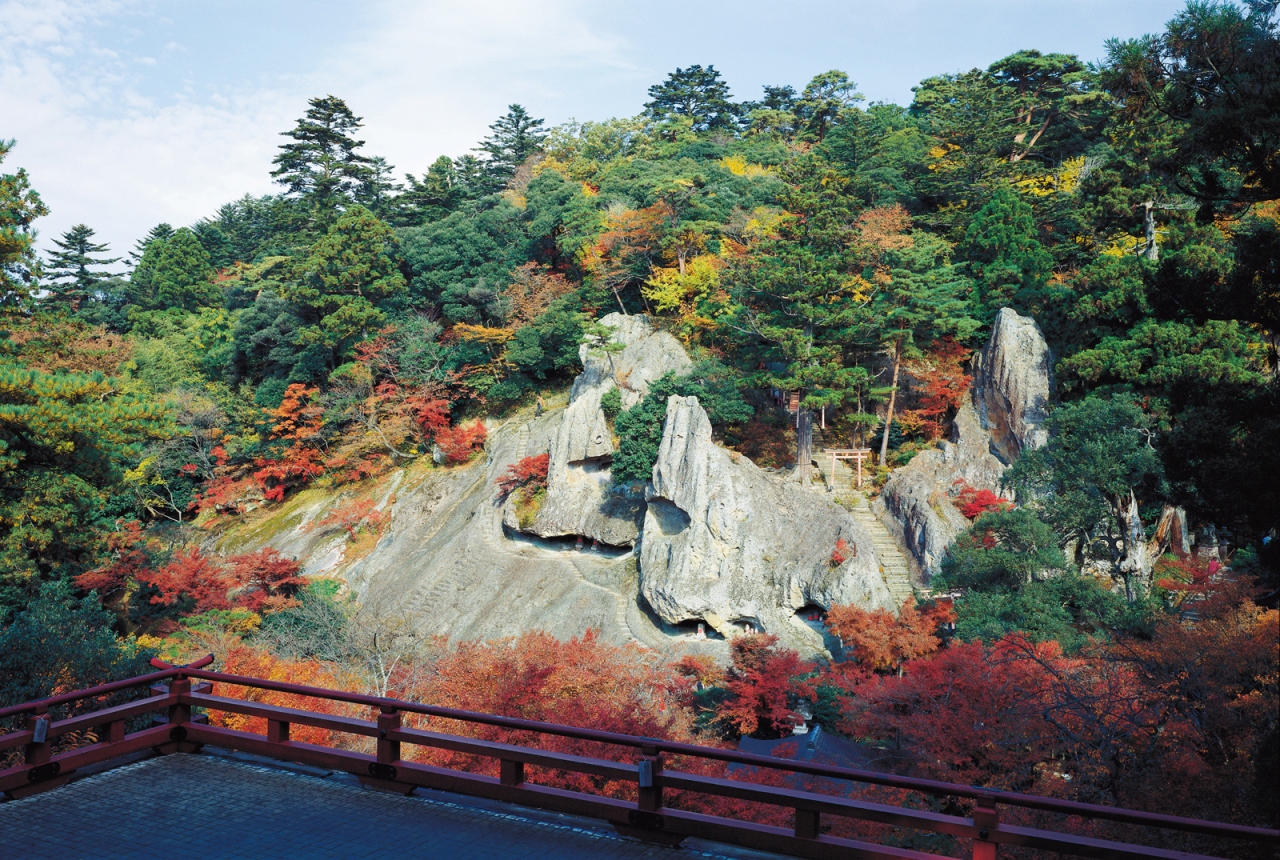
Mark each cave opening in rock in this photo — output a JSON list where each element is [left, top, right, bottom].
[[674, 618, 723, 640]]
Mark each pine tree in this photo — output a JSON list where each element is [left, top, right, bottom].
[[128, 227, 217, 311], [286, 205, 406, 365], [797, 70, 864, 142], [959, 189, 1053, 317], [271, 95, 375, 220], [128, 223, 174, 267], [0, 140, 48, 310], [43, 224, 119, 311], [644, 65, 739, 131], [476, 105, 548, 191]]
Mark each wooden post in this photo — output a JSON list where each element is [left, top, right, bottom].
[[376, 707, 401, 766], [795, 808, 820, 839], [638, 746, 663, 812], [972, 794, 999, 860]]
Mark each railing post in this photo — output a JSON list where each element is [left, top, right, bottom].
[[267, 719, 290, 744], [376, 707, 400, 765], [104, 719, 125, 745], [638, 745, 663, 812], [167, 675, 192, 731], [972, 793, 999, 860], [795, 808, 820, 839], [500, 758, 525, 787]]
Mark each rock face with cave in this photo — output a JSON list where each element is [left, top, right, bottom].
[[639, 395, 895, 644], [876, 307, 1053, 580], [515, 313, 691, 547]]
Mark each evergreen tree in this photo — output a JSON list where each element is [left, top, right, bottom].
[[129, 227, 217, 311], [0, 360, 170, 614], [398, 156, 462, 225], [797, 70, 864, 142], [355, 155, 403, 220], [128, 223, 174, 267], [645, 65, 739, 131], [286, 205, 406, 365], [0, 140, 48, 309], [43, 224, 119, 311], [272, 95, 375, 220], [476, 105, 548, 192], [959, 189, 1054, 316]]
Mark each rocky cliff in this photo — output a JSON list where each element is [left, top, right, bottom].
[[519, 313, 690, 547], [877, 308, 1052, 581], [640, 396, 894, 647]]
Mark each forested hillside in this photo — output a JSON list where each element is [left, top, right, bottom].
[[1, 0, 1276, 844]]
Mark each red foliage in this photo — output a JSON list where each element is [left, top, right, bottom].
[[306, 498, 383, 539], [825, 599, 954, 675], [435, 420, 487, 463], [730, 419, 794, 468], [951, 479, 1013, 519], [831, 537, 854, 566], [254, 383, 327, 502], [139, 548, 234, 612], [906, 337, 973, 440], [717, 633, 815, 739], [496, 453, 550, 499], [75, 521, 162, 599], [224, 549, 306, 612]]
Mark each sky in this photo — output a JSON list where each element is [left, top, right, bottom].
[[2, 0, 1191, 258]]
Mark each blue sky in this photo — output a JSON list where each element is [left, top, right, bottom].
[[3, 0, 1189, 257]]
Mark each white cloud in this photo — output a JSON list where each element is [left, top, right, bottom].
[[2, 0, 633, 258]]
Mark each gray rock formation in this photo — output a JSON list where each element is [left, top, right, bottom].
[[878, 308, 1052, 581], [639, 396, 895, 647], [973, 308, 1052, 464], [523, 313, 691, 546]]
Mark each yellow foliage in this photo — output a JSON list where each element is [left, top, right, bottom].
[[841, 275, 876, 303], [581, 181, 598, 197], [642, 255, 722, 314], [1100, 233, 1142, 257], [451, 324, 515, 345], [741, 207, 787, 243], [718, 155, 773, 178]]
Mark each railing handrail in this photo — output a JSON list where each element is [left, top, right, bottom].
[[0, 667, 179, 720], [4, 664, 1276, 847], [179, 667, 1279, 844]]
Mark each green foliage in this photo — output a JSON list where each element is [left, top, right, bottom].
[[286, 205, 406, 364], [0, 581, 155, 715], [599, 386, 622, 420], [610, 363, 751, 486], [959, 189, 1054, 317], [645, 65, 739, 131], [271, 95, 375, 222], [43, 224, 119, 311], [128, 227, 218, 311], [0, 352, 171, 614], [1006, 394, 1165, 545], [938, 507, 1069, 592], [951, 573, 1142, 654], [0, 140, 49, 308], [476, 104, 548, 191]]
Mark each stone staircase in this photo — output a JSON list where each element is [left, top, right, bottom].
[[848, 494, 916, 606], [515, 424, 530, 461]]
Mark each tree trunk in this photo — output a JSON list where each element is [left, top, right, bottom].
[[1114, 491, 1152, 602], [797, 408, 813, 483], [878, 342, 902, 467], [1142, 201, 1159, 261]]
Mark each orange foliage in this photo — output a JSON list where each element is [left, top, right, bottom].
[[253, 383, 326, 502], [434, 420, 487, 463], [496, 453, 549, 499], [75, 521, 162, 600], [307, 497, 383, 539], [212, 646, 358, 746], [825, 599, 954, 675], [504, 262, 574, 327], [831, 537, 854, 566]]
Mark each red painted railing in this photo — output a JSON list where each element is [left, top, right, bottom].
[[1, 658, 1276, 860]]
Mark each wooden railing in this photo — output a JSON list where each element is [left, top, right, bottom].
[[1, 658, 1276, 860]]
